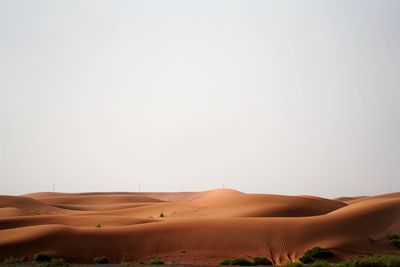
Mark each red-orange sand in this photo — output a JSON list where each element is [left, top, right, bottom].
[[1, 189, 399, 264]]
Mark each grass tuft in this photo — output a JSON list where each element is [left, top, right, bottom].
[[37, 258, 69, 267], [3, 257, 24, 264], [252, 256, 273, 266], [389, 233, 400, 248], [299, 247, 333, 264], [219, 258, 252, 266], [94, 256, 109, 264], [148, 258, 165, 265], [35, 253, 52, 263]]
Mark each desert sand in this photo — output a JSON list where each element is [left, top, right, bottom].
[[0, 189, 399, 265]]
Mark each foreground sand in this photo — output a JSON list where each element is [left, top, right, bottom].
[[0, 189, 399, 265]]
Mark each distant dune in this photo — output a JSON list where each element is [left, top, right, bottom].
[[1, 189, 399, 264]]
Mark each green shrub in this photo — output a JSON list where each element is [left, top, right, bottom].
[[389, 233, 400, 240], [252, 256, 273, 265], [3, 257, 24, 264], [299, 247, 333, 264], [391, 239, 400, 248], [148, 258, 165, 265], [220, 259, 232, 265], [95, 224, 102, 228], [230, 258, 252, 266], [35, 253, 52, 263], [389, 233, 400, 248], [280, 255, 400, 267], [160, 212, 164, 218], [94, 256, 109, 264], [218, 258, 252, 266], [37, 258, 69, 267]]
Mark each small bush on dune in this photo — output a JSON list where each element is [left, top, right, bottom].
[[3, 257, 24, 264], [389, 233, 400, 248], [300, 247, 333, 264], [35, 253, 52, 263], [94, 256, 109, 264], [388, 233, 400, 240], [220, 259, 233, 265], [219, 258, 252, 266], [37, 258, 69, 267], [252, 256, 273, 266], [148, 258, 165, 265], [229, 258, 253, 266], [391, 239, 400, 248], [300, 255, 313, 264]]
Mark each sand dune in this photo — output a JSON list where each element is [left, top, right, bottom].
[[28, 194, 165, 206], [334, 196, 366, 203], [0, 214, 157, 230], [342, 192, 400, 205], [24, 189, 346, 218], [1, 189, 399, 264], [0, 195, 71, 217]]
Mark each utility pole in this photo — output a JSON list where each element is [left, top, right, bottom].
[[53, 184, 55, 192], [139, 183, 141, 193]]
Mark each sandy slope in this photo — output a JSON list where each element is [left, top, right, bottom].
[[0, 189, 399, 264], [0, 195, 72, 216]]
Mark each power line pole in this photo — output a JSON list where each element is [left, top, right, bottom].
[[139, 183, 141, 193], [53, 184, 55, 192]]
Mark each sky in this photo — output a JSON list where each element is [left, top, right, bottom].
[[0, 0, 399, 197]]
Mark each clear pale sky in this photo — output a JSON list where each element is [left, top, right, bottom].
[[1, 0, 399, 197]]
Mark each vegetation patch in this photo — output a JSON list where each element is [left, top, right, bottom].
[[220, 259, 233, 265], [94, 256, 109, 264], [3, 257, 24, 264], [37, 258, 69, 267], [389, 233, 400, 240], [148, 258, 165, 265], [281, 255, 400, 267], [230, 258, 253, 266], [252, 256, 273, 266], [299, 247, 334, 264], [389, 233, 400, 248], [35, 253, 53, 263], [219, 258, 253, 266]]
